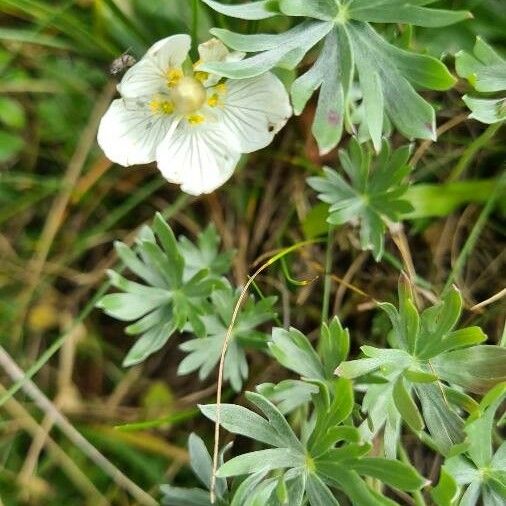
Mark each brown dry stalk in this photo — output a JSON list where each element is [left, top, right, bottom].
[[0, 346, 158, 506]]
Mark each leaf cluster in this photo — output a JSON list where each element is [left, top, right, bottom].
[[308, 138, 413, 260], [201, 0, 469, 152], [96, 214, 274, 383]]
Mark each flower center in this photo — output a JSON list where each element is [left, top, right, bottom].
[[170, 76, 207, 114]]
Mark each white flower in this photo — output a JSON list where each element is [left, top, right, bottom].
[[97, 34, 292, 195]]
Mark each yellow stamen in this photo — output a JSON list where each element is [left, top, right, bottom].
[[207, 93, 220, 107], [166, 68, 183, 87], [194, 71, 209, 83], [187, 113, 205, 126], [215, 83, 227, 94], [150, 98, 174, 115]]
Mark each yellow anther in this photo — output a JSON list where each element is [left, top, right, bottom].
[[207, 93, 220, 107], [215, 83, 227, 94], [150, 98, 174, 115], [194, 71, 209, 83], [166, 68, 183, 87], [187, 113, 205, 125]]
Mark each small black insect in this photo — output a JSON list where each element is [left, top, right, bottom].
[[109, 52, 136, 77]]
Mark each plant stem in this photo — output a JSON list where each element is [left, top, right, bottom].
[[448, 122, 502, 181], [321, 225, 335, 324]]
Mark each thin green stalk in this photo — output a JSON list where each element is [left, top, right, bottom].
[[448, 122, 503, 181], [443, 174, 505, 294], [321, 226, 335, 325]]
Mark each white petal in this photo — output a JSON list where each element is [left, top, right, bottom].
[[156, 123, 240, 195], [146, 34, 192, 68], [97, 99, 175, 166], [198, 38, 229, 64], [219, 72, 292, 153], [118, 34, 191, 98]]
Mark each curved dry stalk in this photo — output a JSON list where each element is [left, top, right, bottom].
[[209, 240, 319, 503]]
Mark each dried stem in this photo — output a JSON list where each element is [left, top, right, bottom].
[[0, 346, 158, 506]]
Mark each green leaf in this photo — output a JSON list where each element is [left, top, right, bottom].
[[123, 319, 177, 366], [199, 403, 284, 448], [179, 284, 275, 392], [456, 38, 506, 93], [306, 473, 340, 505], [246, 392, 304, 450], [206, 0, 457, 149], [216, 448, 304, 477], [431, 468, 460, 506], [344, 457, 427, 491], [96, 292, 169, 321], [201, 0, 279, 20], [462, 96, 506, 124], [97, 215, 227, 366], [160, 485, 211, 506], [269, 327, 325, 380], [431, 346, 506, 394], [393, 376, 424, 432], [279, 0, 336, 20], [335, 357, 384, 378], [320, 316, 350, 377], [349, 4, 471, 28], [202, 21, 332, 79], [465, 384, 506, 469], [456, 37, 506, 125], [416, 383, 465, 454], [308, 139, 413, 261]]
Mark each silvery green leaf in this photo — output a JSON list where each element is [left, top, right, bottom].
[[416, 383, 465, 454], [348, 3, 471, 27], [269, 327, 325, 380], [346, 22, 437, 142], [160, 485, 211, 506], [308, 139, 413, 260], [456, 37, 506, 93], [96, 215, 224, 366], [278, 0, 337, 20], [201, 0, 279, 20], [202, 21, 333, 79], [199, 403, 285, 448], [456, 38, 506, 124], [207, 0, 462, 149], [463, 96, 506, 124], [306, 473, 340, 505], [216, 448, 305, 477]]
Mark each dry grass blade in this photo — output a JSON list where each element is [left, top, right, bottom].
[[209, 240, 319, 503], [0, 347, 158, 506]]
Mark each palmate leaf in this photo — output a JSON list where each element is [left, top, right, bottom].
[[201, 0, 467, 152], [201, 389, 426, 505], [456, 37, 506, 124], [336, 275, 505, 456], [178, 282, 276, 392], [438, 384, 506, 506], [96, 214, 226, 366], [307, 138, 413, 261]]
